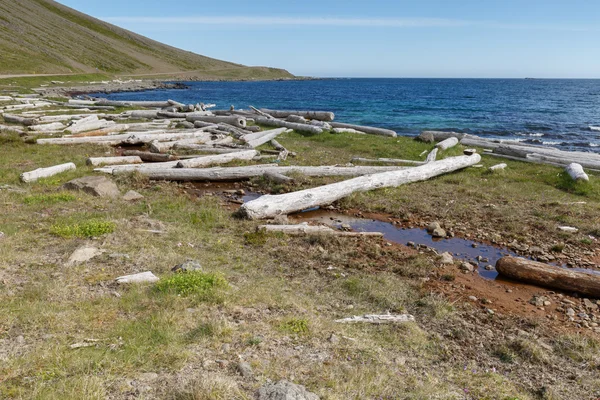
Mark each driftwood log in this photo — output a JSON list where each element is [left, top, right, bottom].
[[330, 122, 396, 137], [29, 122, 66, 132], [3, 113, 37, 126], [186, 114, 246, 129], [239, 154, 481, 219], [258, 224, 383, 237], [496, 256, 600, 297], [122, 150, 175, 162], [259, 109, 334, 122], [565, 163, 589, 181], [263, 171, 294, 183], [243, 128, 287, 148], [436, 137, 459, 151], [426, 148, 438, 163], [351, 157, 425, 165], [86, 156, 143, 166], [253, 116, 323, 135], [20, 162, 76, 183], [176, 150, 259, 168]]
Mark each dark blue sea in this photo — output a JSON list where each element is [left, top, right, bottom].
[[99, 78, 600, 151]]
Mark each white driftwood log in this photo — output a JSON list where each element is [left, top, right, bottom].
[[115, 271, 159, 284], [259, 109, 335, 122], [37, 130, 212, 146], [330, 122, 396, 137], [332, 128, 365, 135], [20, 162, 76, 183], [113, 165, 410, 180], [29, 122, 66, 132], [254, 116, 323, 135], [186, 114, 246, 129], [259, 224, 383, 237], [351, 157, 425, 165], [565, 163, 589, 181], [3, 113, 37, 126], [489, 163, 507, 172], [426, 148, 438, 163], [436, 137, 459, 151], [264, 171, 294, 183], [122, 151, 175, 163], [420, 131, 464, 142], [240, 154, 481, 219], [244, 128, 287, 148], [70, 124, 130, 137], [176, 150, 259, 168], [335, 314, 415, 324], [170, 144, 249, 154], [86, 156, 143, 167]]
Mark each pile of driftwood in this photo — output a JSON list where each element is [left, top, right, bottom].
[[418, 130, 595, 181]]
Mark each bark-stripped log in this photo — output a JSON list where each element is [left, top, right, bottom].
[[436, 137, 459, 151], [112, 165, 410, 181], [176, 150, 259, 168], [36, 130, 211, 146], [186, 114, 246, 128], [330, 122, 396, 137], [565, 163, 589, 181], [489, 163, 507, 172], [496, 256, 600, 297], [243, 128, 287, 148], [258, 224, 383, 237], [29, 122, 66, 132], [332, 128, 365, 134], [130, 110, 159, 119], [3, 114, 37, 126], [259, 109, 335, 122], [122, 150, 175, 162], [263, 171, 294, 183], [253, 116, 323, 134], [351, 157, 425, 165], [86, 156, 143, 166], [426, 148, 438, 163], [420, 131, 464, 142], [170, 144, 249, 154], [239, 155, 481, 219], [20, 162, 76, 183], [69, 124, 129, 137]]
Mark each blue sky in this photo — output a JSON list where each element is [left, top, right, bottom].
[[58, 0, 600, 78]]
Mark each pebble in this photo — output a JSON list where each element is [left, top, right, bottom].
[[460, 262, 475, 272], [484, 265, 494, 271], [566, 308, 575, 317], [584, 298, 599, 310], [468, 296, 478, 302], [328, 333, 340, 344], [440, 252, 454, 265]]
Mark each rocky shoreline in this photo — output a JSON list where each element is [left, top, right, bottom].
[[35, 80, 188, 97]]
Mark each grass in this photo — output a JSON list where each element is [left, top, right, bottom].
[[1, 123, 600, 399]]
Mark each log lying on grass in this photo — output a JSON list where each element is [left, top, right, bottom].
[[258, 224, 384, 237], [493, 144, 600, 169], [330, 122, 396, 137], [351, 157, 425, 165], [565, 163, 589, 181], [335, 314, 415, 324], [264, 171, 294, 183], [70, 124, 129, 137], [3, 113, 37, 126], [20, 162, 76, 183], [419, 131, 464, 142], [436, 137, 459, 151], [86, 156, 143, 166], [176, 150, 259, 168], [29, 122, 66, 132], [186, 114, 246, 129], [239, 154, 481, 219], [242, 128, 287, 148], [115, 165, 411, 181], [37, 130, 212, 146], [425, 148, 438, 163], [123, 150, 175, 162], [254, 116, 323, 135], [259, 109, 335, 122], [496, 256, 600, 297]]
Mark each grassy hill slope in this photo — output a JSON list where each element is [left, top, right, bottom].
[[0, 0, 293, 79]]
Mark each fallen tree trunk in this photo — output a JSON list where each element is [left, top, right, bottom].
[[258, 224, 383, 237], [130, 110, 159, 119], [239, 154, 480, 219], [3, 113, 37, 126], [426, 148, 438, 163], [186, 114, 246, 128], [69, 124, 129, 137], [332, 127, 365, 134], [29, 122, 66, 132], [420, 131, 464, 142], [335, 314, 415, 324], [259, 109, 335, 122], [115, 165, 410, 180], [263, 171, 294, 183], [436, 137, 459, 151], [254, 116, 323, 135], [496, 256, 600, 297], [176, 150, 259, 168], [86, 156, 143, 166], [20, 162, 76, 183], [123, 150, 175, 162], [170, 144, 249, 154], [351, 157, 425, 165], [565, 163, 589, 181], [330, 122, 396, 137], [244, 128, 287, 148]]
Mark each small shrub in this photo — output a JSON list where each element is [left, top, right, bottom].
[[24, 192, 76, 205], [155, 271, 228, 298], [550, 243, 565, 253], [246, 336, 263, 346], [244, 229, 268, 246], [50, 219, 115, 238], [494, 345, 516, 363], [280, 318, 309, 335], [441, 274, 456, 281]]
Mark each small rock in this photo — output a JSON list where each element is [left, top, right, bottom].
[[468, 296, 478, 301], [484, 265, 494, 271], [460, 262, 475, 272], [529, 296, 550, 307], [440, 252, 454, 265], [407, 241, 416, 247], [64, 176, 120, 198], [340, 224, 352, 231], [273, 214, 289, 225], [584, 298, 599, 310], [65, 246, 103, 267], [486, 309, 495, 315], [417, 131, 435, 143], [558, 226, 578, 233], [221, 343, 231, 353], [426, 222, 441, 233], [116, 271, 159, 284], [172, 260, 202, 273], [566, 308, 575, 317], [256, 380, 320, 400], [237, 361, 253, 378], [123, 190, 144, 201], [432, 227, 446, 238], [328, 333, 340, 344]]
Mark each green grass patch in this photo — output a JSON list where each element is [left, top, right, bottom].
[[155, 271, 228, 298], [23, 192, 76, 205], [50, 219, 115, 238], [279, 318, 310, 335]]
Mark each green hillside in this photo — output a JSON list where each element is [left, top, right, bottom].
[[0, 0, 293, 79]]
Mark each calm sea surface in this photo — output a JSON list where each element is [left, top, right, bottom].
[[99, 78, 600, 151]]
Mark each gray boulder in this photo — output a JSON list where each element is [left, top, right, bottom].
[[257, 381, 319, 400], [172, 260, 202, 273], [64, 176, 120, 198]]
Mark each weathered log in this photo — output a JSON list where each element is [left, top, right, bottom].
[[186, 114, 246, 129], [193, 121, 219, 129], [426, 148, 438, 163], [421, 131, 464, 142], [64, 104, 115, 111], [130, 110, 159, 119], [123, 150, 175, 162], [330, 122, 396, 137], [157, 111, 188, 119], [69, 124, 130, 137], [20, 162, 76, 183], [243, 128, 287, 148], [258, 224, 383, 237], [332, 127, 365, 135], [259, 109, 335, 122], [3, 113, 37, 126], [249, 106, 274, 119], [86, 156, 143, 166], [286, 115, 308, 124], [69, 118, 115, 134], [170, 144, 249, 154], [496, 256, 600, 297], [436, 137, 459, 151], [239, 154, 480, 219], [253, 116, 323, 135], [565, 163, 589, 181], [29, 122, 66, 132], [116, 165, 410, 181], [176, 150, 259, 168], [263, 171, 294, 183], [36, 130, 211, 146], [351, 157, 425, 165], [270, 139, 291, 161], [488, 163, 507, 172], [245, 125, 261, 132]]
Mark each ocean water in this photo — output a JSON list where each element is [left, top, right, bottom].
[[99, 78, 600, 151]]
